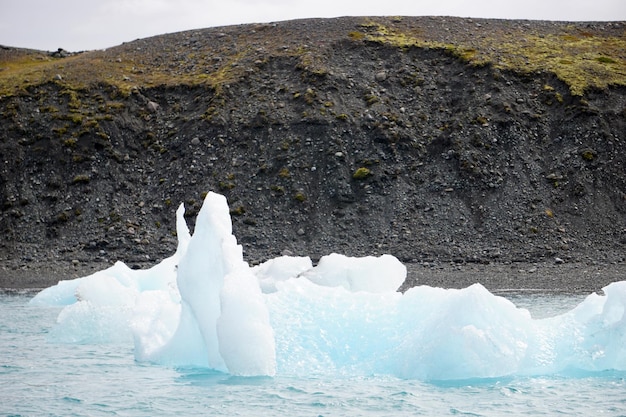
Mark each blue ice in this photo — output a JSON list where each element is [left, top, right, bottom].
[[31, 192, 626, 380]]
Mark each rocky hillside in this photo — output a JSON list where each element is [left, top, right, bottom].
[[1, 16, 625, 275]]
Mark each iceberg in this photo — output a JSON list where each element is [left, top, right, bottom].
[[31, 191, 626, 380], [132, 192, 276, 376], [300, 252, 406, 293], [252, 255, 313, 293]]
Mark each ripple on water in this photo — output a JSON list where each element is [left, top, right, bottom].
[[3, 293, 626, 416]]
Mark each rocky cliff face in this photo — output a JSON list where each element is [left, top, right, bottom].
[[1, 17, 625, 271]]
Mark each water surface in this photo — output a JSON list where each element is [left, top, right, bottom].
[[2, 291, 625, 416]]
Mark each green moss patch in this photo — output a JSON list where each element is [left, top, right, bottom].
[[360, 21, 626, 96]]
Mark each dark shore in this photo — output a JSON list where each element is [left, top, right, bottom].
[[2, 258, 623, 294]]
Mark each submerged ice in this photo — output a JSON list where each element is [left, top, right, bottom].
[[31, 192, 626, 380]]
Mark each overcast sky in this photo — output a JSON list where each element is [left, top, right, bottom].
[[1, 0, 625, 51]]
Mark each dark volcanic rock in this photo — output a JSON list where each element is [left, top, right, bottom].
[[0, 17, 624, 286]]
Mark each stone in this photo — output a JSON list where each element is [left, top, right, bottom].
[[51, 48, 71, 58], [146, 101, 160, 113], [546, 173, 563, 180]]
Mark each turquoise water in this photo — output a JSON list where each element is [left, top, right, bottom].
[[2, 290, 626, 416]]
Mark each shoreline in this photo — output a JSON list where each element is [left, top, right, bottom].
[[402, 261, 625, 294], [1, 259, 624, 294]]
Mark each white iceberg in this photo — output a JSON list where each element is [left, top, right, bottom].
[[31, 191, 626, 380]]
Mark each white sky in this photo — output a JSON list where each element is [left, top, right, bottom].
[[1, 0, 625, 51]]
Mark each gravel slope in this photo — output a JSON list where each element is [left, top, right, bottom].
[[1, 17, 625, 290]]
